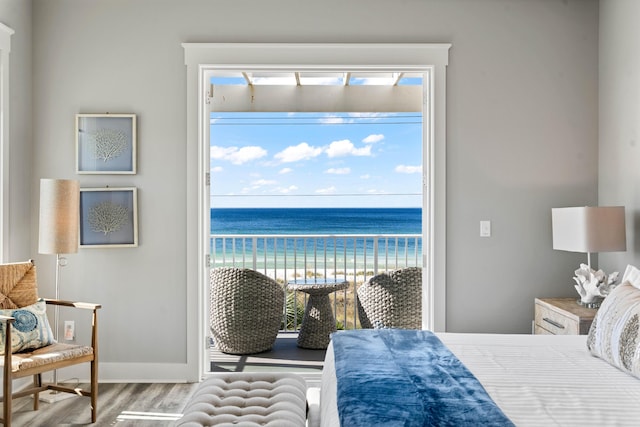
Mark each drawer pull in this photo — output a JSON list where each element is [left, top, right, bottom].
[[543, 317, 565, 329]]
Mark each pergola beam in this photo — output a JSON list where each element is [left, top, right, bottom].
[[209, 84, 421, 112]]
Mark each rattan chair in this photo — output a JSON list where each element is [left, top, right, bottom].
[[0, 260, 100, 426], [210, 267, 284, 355], [357, 267, 422, 329]]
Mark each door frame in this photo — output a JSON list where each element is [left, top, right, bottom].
[[183, 43, 450, 380], [0, 23, 14, 263]]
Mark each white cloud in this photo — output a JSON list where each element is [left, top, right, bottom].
[[326, 139, 372, 158], [279, 167, 293, 174], [278, 185, 298, 194], [211, 166, 223, 173], [319, 115, 348, 124], [316, 186, 337, 194], [325, 167, 351, 175], [211, 145, 267, 165], [395, 165, 422, 174], [360, 174, 371, 179], [362, 134, 384, 144], [211, 146, 235, 159], [349, 112, 385, 118], [275, 142, 323, 163], [251, 179, 277, 188]]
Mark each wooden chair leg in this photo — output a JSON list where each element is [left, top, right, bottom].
[[3, 320, 12, 427], [33, 374, 41, 411], [90, 360, 97, 423], [2, 389, 10, 427], [2, 398, 9, 427], [90, 308, 98, 423]]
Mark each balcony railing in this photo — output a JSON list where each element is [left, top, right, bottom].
[[210, 234, 422, 330]]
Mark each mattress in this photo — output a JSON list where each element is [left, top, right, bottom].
[[320, 332, 640, 426]]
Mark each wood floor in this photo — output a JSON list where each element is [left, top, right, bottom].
[[9, 383, 200, 426], [9, 334, 325, 426]]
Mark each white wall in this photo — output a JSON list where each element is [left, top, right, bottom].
[[0, 0, 31, 261], [599, 0, 640, 275], [442, 1, 599, 331], [23, 0, 600, 380]]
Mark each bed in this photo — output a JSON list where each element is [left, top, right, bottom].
[[315, 266, 640, 427]]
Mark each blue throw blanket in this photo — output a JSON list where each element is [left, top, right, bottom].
[[332, 329, 514, 427]]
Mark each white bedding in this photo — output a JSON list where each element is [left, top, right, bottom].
[[320, 333, 640, 426]]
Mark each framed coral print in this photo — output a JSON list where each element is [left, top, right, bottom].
[[79, 187, 138, 248], [76, 113, 137, 174]]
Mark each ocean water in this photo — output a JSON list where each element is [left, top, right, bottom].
[[210, 208, 422, 270], [211, 207, 421, 235]]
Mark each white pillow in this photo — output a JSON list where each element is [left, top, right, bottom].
[[587, 282, 640, 378], [621, 265, 640, 289]]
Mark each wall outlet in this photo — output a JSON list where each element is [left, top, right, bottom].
[[64, 320, 75, 341]]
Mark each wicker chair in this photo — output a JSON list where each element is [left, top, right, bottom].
[[210, 267, 284, 355], [357, 267, 422, 329]]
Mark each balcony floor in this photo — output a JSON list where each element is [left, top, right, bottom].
[[209, 332, 325, 385]]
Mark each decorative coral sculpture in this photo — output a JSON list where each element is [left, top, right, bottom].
[[573, 264, 619, 307], [88, 201, 129, 235], [90, 128, 127, 162]]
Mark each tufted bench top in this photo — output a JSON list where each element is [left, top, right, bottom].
[[176, 372, 307, 427]]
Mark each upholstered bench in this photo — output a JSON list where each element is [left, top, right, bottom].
[[176, 372, 308, 427]]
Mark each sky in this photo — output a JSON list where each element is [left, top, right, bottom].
[[210, 112, 422, 208]]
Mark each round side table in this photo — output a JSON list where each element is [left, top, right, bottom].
[[287, 279, 349, 349]]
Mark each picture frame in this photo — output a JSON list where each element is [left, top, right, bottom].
[[76, 113, 137, 174], [79, 187, 138, 248]]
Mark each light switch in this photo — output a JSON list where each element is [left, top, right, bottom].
[[480, 220, 491, 237]]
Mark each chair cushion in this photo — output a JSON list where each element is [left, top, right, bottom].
[[0, 260, 38, 309], [177, 373, 307, 427], [0, 299, 55, 355], [7, 342, 94, 373]]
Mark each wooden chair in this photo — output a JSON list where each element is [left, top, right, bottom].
[[0, 260, 100, 426]]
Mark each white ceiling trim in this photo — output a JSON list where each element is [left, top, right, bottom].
[[183, 43, 450, 70]]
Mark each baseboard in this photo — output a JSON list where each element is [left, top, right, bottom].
[[99, 362, 197, 383], [30, 362, 198, 383]]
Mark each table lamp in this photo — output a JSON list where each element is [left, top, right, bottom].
[[552, 206, 626, 307]]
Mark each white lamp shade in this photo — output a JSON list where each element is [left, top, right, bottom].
[[552, 206, 626, 253], [38, 179, 80, 255]]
